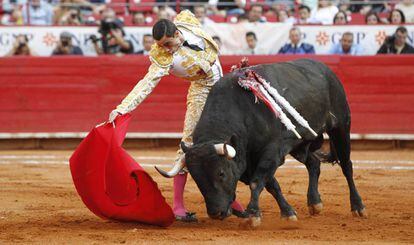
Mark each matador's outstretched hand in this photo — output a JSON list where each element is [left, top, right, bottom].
[[108, 110, 121, 125]]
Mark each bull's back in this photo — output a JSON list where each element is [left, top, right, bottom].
[[246, 59, 347, 137], [259, 59, 332, 99], [197, 59, 348, 143]]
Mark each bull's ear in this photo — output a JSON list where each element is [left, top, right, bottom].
[[228, 134, 238, 147], [180, 141, 190, 153]]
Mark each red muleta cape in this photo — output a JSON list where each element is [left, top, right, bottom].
[[69, 114, 175, 227]]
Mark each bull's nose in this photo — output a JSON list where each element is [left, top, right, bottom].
[[219, 211, 229, 220], [208, 212, 221, 220], [208, 208, 232, 220]]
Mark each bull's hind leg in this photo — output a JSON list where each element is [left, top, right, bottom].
[[328, 126, 366, 217], [291, 146, 323, 215]]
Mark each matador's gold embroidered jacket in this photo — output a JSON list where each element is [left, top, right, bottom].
[[115, 10, 221, 115], [115, 10, 222, 155]]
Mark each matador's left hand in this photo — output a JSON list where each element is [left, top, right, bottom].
[[108, 110, 121, 124]]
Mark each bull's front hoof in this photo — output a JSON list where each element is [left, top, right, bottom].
[[239, 216, 262, 229], [281, 214, 298, 221], [352, 208, 368, 218], [281, 209, 298, 221], [308, 203, 323, 215], [232, 209, 249, 218]]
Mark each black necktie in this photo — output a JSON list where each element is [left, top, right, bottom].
[[183, 41, 202, 51]]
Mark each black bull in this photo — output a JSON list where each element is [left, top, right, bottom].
[[181, 59, 366, 221]]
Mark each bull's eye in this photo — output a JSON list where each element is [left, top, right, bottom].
[[219, 170, 225, 178]]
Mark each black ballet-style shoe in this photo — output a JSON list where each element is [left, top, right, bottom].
[[175, 212, 198, 222]]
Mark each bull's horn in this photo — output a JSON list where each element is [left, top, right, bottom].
[[214, 144, 236, 159], [180, 141, 190, 153], [155, 155, 185, 178]]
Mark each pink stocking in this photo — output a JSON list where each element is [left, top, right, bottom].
[[173, 172, 188, 216]]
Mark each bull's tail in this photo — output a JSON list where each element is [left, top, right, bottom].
[[316, 59, 350, 166]]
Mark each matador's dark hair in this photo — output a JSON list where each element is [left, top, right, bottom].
[[152, 19, 177, 41]]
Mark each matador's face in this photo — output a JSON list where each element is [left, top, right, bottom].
[[156, 30, 183, 55]]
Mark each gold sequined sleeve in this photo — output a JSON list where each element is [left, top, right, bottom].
[[115, 63, 170, 114]]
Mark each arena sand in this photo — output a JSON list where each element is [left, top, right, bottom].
[[0, 149, 413, 244]]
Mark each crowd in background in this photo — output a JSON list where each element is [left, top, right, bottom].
[[223, 25, 414, 55], [2, 0, 414, 26], [2, 0, 414, 56]]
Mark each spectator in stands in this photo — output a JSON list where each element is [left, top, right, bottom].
[[5, 34, 36, 56], [240, 31, 266, 55], [278, 27, 315, 54], [1, 0, 24, 14], [338, 2, 352, 16], [208, 0, 246, 16], [248, 4, 266, 23], [212, 35, 222, 50], [309, 0, 339, 24], [89, 0, 106, 4], [267, 0, 295, 12], [328, 32, 362, 55], [52, 31, 83, 55], [156, 7, 175, 21], [136, 34, 154, 55], [132, 12, 146, 25], [88, 0, 106, 16], [1, 6, 24, 25], [396, 0, 414, 23], [377, 26, 414, 54], [58, 8, 82, 25], [53, 0, 73, 25], [212, 35, 229, 54], [388, 9, 406, 25], [94, 27, 134, 55], [350, 0, 390, 15], [93, 8, 134, 55], [22, 0, 54, 25], [266, 2, 280, 18], [333, 10, 348, 24], [157, 8, 169, 20], [237, 14, 249, 23], [277, 9, 295, 23], [153, 4, 176, 21], [54, 0, 101, 25], [365, 11, 381, 24], [1, 0, 25, 25], [297, 0, 318, 11], [193, 5, 215, 26], [297, 5, 312, 24]]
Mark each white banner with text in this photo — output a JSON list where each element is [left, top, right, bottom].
[[0, 24, 413, 56]]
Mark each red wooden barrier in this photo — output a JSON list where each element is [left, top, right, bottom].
[[1, 55, 414, 136]]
